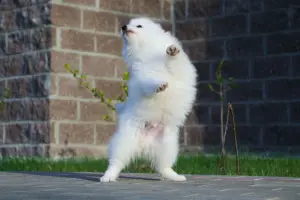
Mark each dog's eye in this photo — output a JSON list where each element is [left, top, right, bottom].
[[136, 25, 142, 28]]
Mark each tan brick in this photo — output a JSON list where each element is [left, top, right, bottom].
[[51, 51, 80, 73], [32, 145, 48, 157], [30, 122, 53, 144], [26, 5, 44, 27], [62, 0, 95, 6], [161, 21, 172, 32], [4, 99, 49, 122], [0, 58, 8, 77], [4, 100, 32, 121], [7, 75, 50, 98], [95, 124, 115, 144], [5, 55, 22, 77], [48, 144, 107, 158], [179, 127, 185, 145], [80, 101, 111, 121], [47, 144, 77, 158], [36, 75, 52, 97], [176, 20, 208, 40], [131, 0, 162, 18], [174, 0, 187, 20], [33, 27, 56, 50], [22, 52, 51, 75], [7, 27, 55, 54], [0, 0, 14, 10], [182, 42, 205, 61], [50, 75, 57, 95], [188, 0, 222, 19], [58, 76, 92, 98], [51, 4, 81, 28], [83, 10, 116, 32], [100, 0, 131, 12], [0, 125, 4, 144], [75, 146, 107, 158], [0, 58, 6, 77], [0, 146, 33, 157], [163, 0, 171, 19], [95, 80, 125, 99], [0, 80, 5, 94], [7, 78, 30, 98], [6, 27, 55, 53], [185, 126, 205, 146], [59, 123, 94, 144], [116, 15, 131, 31], [49, 99, 77, 120], [50, 122, 56, 144], [6, 36, 20, 55], [51, 27, 57, 47], [3, 10, 17, 31], [31, 99, 50, 121], [40, 27, 56, 49], [96, 35, 123, 56], [82, 55, 124, 77], [61, 29, 95, 52], [5, 123, 31, 144], [14, 0, 33, 7], [116, 64, 128, 78]]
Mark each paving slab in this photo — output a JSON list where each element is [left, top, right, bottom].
[[0, 172, 299, 200]]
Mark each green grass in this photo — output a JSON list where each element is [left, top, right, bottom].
[[0, 155, 299, 177]]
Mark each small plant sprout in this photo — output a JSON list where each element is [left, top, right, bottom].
[[0, 88, 11, 112], [64, 64, 129, 121], [207, 60, 239, 174]]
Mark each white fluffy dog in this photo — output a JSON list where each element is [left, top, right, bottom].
[[100, 18, 197, 182]]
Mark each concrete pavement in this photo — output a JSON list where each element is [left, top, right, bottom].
[[0, 172, 299, 200]]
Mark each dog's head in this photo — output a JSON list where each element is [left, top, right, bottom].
[[121, 18, 167, 60], [121, 17, 165, 45]]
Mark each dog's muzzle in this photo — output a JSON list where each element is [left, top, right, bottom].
[[121, 25, 134, 35]]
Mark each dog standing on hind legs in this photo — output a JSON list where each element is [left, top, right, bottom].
[[100, 17, 197, 183]]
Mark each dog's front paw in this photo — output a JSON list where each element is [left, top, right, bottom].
[[166, 44, 180, 56], [156, 83, 168, 93], [100, 174, 117, 183]]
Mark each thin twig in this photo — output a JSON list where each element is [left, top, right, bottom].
[[224, 87, 232, 93], [213, 90, 221, 95], [220, 83, 225, 156], [223, 103, 230, 142], [229, 103, 240, 175]]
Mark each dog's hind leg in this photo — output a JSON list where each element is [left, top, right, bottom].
[[100, 120, 141, 183], [154, 126, 186, 182]]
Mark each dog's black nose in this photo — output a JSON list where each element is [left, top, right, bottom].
[[122, 25, 127, 31]]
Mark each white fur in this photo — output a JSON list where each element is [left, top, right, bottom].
[[100, 18, 197, 182]]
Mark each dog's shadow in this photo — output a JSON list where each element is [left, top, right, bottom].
[[11, 172, 161, 182]]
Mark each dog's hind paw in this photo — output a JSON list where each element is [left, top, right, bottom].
[[171, 175, 187, 182], [159, 168, 187, 182]]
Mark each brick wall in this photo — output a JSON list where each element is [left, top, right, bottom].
[[0, 0, 172, 158], [176, 0, 300, 154], [2, 0, 299, 158]]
